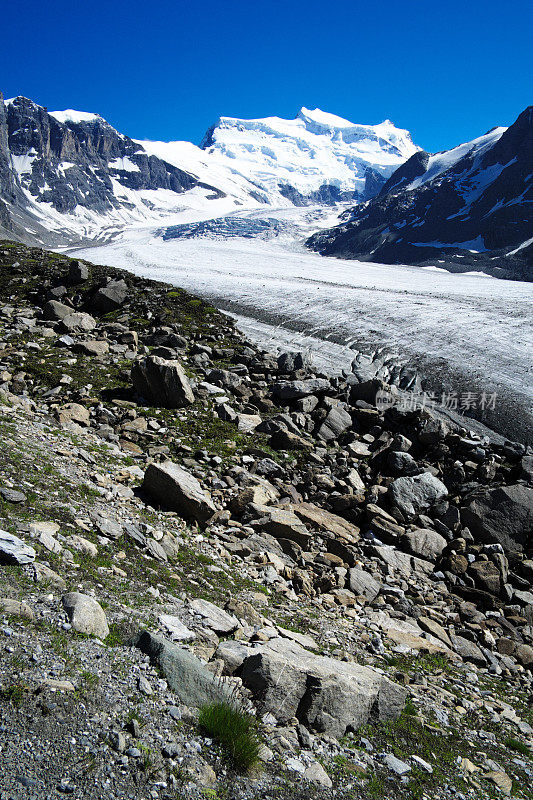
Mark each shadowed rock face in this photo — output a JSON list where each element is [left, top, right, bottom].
[[308, 106, 533, 281], [0, 91, 221, 242]]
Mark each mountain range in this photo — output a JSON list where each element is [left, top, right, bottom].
[[0, 91, 531, 279], [308, 107, 533, 280]]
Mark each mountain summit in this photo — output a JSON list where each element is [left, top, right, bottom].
[[200, 107, 419, 205]]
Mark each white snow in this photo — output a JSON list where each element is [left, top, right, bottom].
[[409, 128, 506, 190], [508, 236, 533, 256], [70, 215, 533, 422], [197, 107, 420, 203], [49, 109, 101, 124], [10, 152, 38, 176], [108, 157, 140, 172]]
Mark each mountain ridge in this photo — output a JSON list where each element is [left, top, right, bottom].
[[0, 94, 418, 248], [307, 106, 533, 280]]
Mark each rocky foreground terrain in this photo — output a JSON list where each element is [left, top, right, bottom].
[[0, 240, 532, 800]]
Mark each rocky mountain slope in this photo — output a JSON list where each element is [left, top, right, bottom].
[[0, 94, 419, 250], [0, 240, 532, 799], [308, 106, 533, 281], [0, 93, 229, 248]]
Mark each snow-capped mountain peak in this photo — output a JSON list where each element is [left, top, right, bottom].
[[200, 107, 420, 205], [48, 109, 103, 125]]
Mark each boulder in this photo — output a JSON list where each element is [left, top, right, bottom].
[[450, 634, 486, 666], [461, 485, 533, 553], [142, 461, 215, 523], [73, 340, 109, 356], [158, 614, 195, 641], [240, 637, 405, 738], [60, 312, 97, 332], [402, 528, 447, 560], [43, 299, 72, 320], [62, 592, 109, 639], [56, 402, 90, 427], [316, 405, 352, 441], [205, 368, 242, 389], [32, 563, 66, 589], [236, 413, 262, 433], [189, 599, 238, 635], [277, 351, 311, 373], [0, 598, 34, 620], [137, 630, 233, 707], [0, 530, 35, 565], [469, 560, 501, 595], [272, 379, 330, 400], [348, 567, 381, 601], [250, 504, 311, 547], [68, 260, 89, 283], [292, 502, 360, 543], [91, 279, 128, 313], [131, 355, 194, 408], [389, 472, 448, 517]]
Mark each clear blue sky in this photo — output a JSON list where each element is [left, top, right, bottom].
[[1, 0, 531, 153]]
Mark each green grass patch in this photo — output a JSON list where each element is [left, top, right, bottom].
[[198, 701, 262, 773]]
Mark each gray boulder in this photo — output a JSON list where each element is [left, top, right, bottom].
[[316, 405, 352, 441], [272, 379, 330, 400], [132, 355, 194, 408], [43, 299, 72, 320], [142, 461, 215, 523], [91, 279, 128, 313], [250, 504, 311, 547], [62, 592, 109, 639], [402, 528, 447, 560], [206, 368, 242, 389], [68, 260, 89, 283], [389, 472, 448, 517], [461, 484, 533, 553], [137, 630, 233, 707], [240, 637, 405, 738], [348, 567, 381, 601], [277, 351, 311, 373], [0, 530, 35, 565], [189, 598, 238, 635], [60, 312, 97, 332]]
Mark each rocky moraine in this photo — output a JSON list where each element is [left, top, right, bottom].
[[0, 240, 532, 800]]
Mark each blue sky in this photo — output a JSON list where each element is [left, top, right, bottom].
[[1, 0, 531, 153]]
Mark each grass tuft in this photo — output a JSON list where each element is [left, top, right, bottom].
[[198, 701, 262, 773], [505, 737, 532, 757]]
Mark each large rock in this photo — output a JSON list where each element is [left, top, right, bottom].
[[272, 379, 330, 400], [461, 485, 533, 553], [316, 405, 352, 441], [240, 637, 405, 738], [60, 311, 97, 332], [0, 530, 35, 565], [43, 299, 72, 320], [277, 351, 311, 373], [402, 528, 447, 560], [291, 502, 360, 543], [131, 355, 194, 408], [250, 504, 311, 547], [142, 461, 215, 523], [62, 592, 109, 639], [137, 630, 233, 707], [56, 402, 90, 427], [389, 472, 448, 517], [91, 279, 128, 313], [189, 598, 238, 635], [348, 567, 381, 601], [0, 598, 34, 621]]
